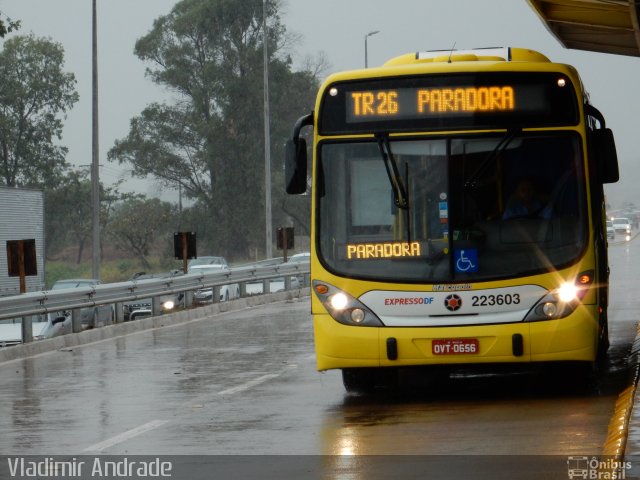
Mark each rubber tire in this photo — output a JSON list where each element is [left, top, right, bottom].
[[342, 368, 378, 394], [341, 368, 398, 393]]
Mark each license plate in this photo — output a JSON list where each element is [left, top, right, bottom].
[[432, 338, 479, 355]]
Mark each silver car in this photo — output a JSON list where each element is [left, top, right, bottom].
[[189, 264, 240, 303], [48, 279, 114, 331], [123, 271, 185, 320]]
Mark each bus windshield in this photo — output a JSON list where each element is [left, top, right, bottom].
[[317, 132, 586, 283]]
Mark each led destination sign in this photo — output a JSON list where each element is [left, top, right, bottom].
[[319, 72, 578, 134], [349, 86, 515, 120], [344, 241, 425, 260]]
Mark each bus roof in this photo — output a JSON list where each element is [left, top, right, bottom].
[[384, 47, 551, 67], [318, 47, 582, 98]]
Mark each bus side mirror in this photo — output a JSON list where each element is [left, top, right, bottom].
[[592, 128, 619, 184], [285, 137, 307, 194], [285, 112, 314, 195]]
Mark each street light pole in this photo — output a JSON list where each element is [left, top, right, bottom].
[[91, 0, 100, 280], [364, 30, 380, 68], [263, 0, 272, 259]]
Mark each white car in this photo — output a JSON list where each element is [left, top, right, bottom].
[[606, 220, 615, 240], [187, 256, 228, 269], [286, 252, 310, 263], [286, 252, 310, 287], [612, 217, 632, 235], [0, 316, 48, 346], [189, 264, 240, 303]]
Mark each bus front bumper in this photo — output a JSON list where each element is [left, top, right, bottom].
[[313, 310, 598, 371]]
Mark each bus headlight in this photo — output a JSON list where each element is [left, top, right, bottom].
[[329, 293, 349, 310], [350, 308, 366, 323], [526, 292, 578, 321], [541, 302, 558, 318], [525, 271, 593, 321], [557, 282, 578, 303], [313, 280, 383, 327]]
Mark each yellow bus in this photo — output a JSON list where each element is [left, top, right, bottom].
[[285, 47, 619, 392]]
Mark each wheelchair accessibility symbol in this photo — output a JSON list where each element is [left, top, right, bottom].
[[454, 248, 478, 273]]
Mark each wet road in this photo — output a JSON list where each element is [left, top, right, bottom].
[[0, 239, 638, 476]]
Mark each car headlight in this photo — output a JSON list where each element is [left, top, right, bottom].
[[162, 300, 175, 311], [313, 280, 383, 327]]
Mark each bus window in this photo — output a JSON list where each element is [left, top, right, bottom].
[[317, 133, 586, 282]]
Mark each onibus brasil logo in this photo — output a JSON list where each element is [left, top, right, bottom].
[[567, 456, 631, 479]]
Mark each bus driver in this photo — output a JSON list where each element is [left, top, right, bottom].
[[502, 179, 552, 220]]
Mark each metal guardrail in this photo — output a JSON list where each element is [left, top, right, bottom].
[[0, 261, 310, 343]]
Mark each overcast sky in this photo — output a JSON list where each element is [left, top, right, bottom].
[[2, 0, 639, 207]]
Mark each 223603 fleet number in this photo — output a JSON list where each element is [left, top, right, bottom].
[[471, 293, 521, 307]]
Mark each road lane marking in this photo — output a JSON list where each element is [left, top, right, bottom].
[[83, 419, 169, 452], [218, 365, 296, 396], [83, 365, 298, 451]]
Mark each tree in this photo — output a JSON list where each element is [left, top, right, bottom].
[[0, 11, 20, 38], [0, 34, 78, 188], [45, 170, 92, 263], [108, 0, 318, 259], [107, 198, 177, 269], [45, 170, 127, 263]]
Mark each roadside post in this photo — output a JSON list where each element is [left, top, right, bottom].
[[277, 227, 294, 262], [6, 239, 37, 294], [174, 232, 197, 274], [174, 232, 197, 308], [6, 239, 37, 343]]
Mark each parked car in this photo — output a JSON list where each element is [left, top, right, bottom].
[[123, 271, 184, 321], [612, 217, 632, 235], [48, 279, 114, 330], [189, 264, 240, 303]]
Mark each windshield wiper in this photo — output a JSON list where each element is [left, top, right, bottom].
[[376, 134, 412, 243], [376, 134, 409, 210], [464, 128, 521, 189]]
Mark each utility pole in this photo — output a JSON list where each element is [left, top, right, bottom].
[[263, 0, 272, 259], [91, 0, 100, 279]]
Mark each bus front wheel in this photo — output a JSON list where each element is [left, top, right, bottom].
[[341, 368, 397, 393]]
